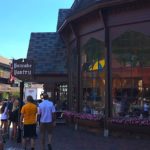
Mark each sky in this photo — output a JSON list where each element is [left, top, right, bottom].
[[0, 0, 74, 59]]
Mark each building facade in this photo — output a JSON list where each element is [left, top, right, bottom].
[[0, 56, 20, 99], [0, 56, 11, 95], [27, 0, 150, 119], [27, 33, 68, 109], [58, 0, 150, 118]]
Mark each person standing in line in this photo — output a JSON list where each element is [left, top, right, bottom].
[[0, 102, 8, 139], [10, 99, 19, 140], [39, 93, 56, 150], [20, 96, 37, 150], [16, 98, 25, 143], [7, 97, 15, 128]]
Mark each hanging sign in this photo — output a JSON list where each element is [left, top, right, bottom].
[[13, 59, 34, 80]]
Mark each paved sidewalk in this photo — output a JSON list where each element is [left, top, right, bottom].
[[4, 125, 150, 150]]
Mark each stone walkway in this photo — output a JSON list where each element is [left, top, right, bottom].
[[4, 125, 150, 150]]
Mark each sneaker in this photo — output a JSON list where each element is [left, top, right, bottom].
[[48, 144, 52, 150]]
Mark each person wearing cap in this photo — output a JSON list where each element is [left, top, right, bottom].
[[38, 93, 56, 150]]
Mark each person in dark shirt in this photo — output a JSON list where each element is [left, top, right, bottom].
[[7, 97, 15, 128], [11, 99, 19, 140]]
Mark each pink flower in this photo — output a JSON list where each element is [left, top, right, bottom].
[[63, 111, 103, 121], [109, 118, 150, 126]]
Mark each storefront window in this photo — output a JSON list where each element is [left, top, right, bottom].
[[81, 38, 105, 115], [112, 30, 150, 117], [56, 84, 68, 110]]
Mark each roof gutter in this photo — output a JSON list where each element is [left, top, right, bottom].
[[58, 0, 137, 32]]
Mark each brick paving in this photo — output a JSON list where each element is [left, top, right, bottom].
[[4, 125, 150, 150]]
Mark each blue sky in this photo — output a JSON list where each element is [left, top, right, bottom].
[[0, 0, 74, 59]]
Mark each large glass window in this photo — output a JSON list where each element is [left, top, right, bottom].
[[55, 84, 68, 111], [81, 38, 105, 114], [112, 30, 150, 117]]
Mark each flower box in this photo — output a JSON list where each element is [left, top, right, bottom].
[[63, 111, 77, 124], [75, 118, 102, 128], [63, 111, 104, 129], [107, 118, 150, 134], [74, 113, 104, 129]]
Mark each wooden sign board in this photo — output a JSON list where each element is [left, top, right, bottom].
[[13, 59, 34, 80]]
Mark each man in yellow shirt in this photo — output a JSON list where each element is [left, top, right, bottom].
[[20, 95, 37, 150]]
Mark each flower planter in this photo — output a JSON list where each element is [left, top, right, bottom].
[[75, 118, 103, 129], [108, 123, 150, 134], [107, 118, 150, 135], [64, 116, 74, 124], [63, 111, 76, 125], [63, 111, 104, 130]]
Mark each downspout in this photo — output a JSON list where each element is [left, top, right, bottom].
[[100, 9, 112, 136], [69, 23, 81, 113]]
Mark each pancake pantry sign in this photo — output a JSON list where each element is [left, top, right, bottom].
[[13, 59, 33, 80]]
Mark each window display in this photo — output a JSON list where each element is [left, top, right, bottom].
[[112, 30, 150, 117], [81, 38, 105, 114]]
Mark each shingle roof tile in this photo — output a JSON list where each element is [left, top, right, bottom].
[[57, 9, 70, 31], [27, 32, 67, 74]]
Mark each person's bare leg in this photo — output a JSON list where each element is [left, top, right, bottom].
[[3, 121, 8, 135], [31, 138, 35, 150], [13, 123, 17, 139], [1, 122, 5, 143], [0, 122, 3, 129], [11, 122, 15, 139]]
